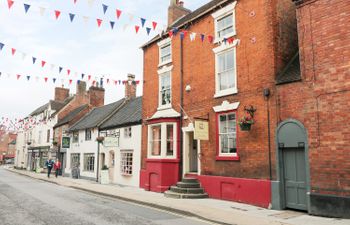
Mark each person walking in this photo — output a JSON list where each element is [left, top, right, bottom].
[[45, 158, 54, 178], [54, 159, 62, 178]]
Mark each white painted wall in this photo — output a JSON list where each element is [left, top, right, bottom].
[[101, 124, 141, 187], [14, 131, 26, 168]]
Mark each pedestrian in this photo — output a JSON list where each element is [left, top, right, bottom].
[[54, 159, 62, 178], [45, 158, 54, 178]]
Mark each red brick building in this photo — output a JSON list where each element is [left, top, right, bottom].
[[0, 132, 17, 163], [140, 0, 298, 208], [273, 0, 350, 218]]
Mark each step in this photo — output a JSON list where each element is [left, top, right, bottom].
[[170, 186, 205, 194], [164, 191, 209, 199], [176, 182, 201, 189], [181, 177, 200, 184]]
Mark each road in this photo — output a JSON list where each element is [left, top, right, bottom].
[[0, 168, 215, 225]]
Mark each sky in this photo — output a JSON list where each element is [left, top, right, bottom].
[[0, 0, 210, 122]]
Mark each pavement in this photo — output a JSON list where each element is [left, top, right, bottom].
[[5, 166, 350, 225]]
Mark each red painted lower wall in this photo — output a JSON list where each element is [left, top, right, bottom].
[[140, 159, 180, 192], [187, 174, 271, 208]]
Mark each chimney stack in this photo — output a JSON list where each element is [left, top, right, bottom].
[[76, 81, 87, 97], [88, 85, 105, 108], [54, 86, 69, 102], [125, 74, 136, 100], [168, 0, 191, 26]]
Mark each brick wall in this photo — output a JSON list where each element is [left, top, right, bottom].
[[142, 0, 297, 180], [277, 0, 350, 196]]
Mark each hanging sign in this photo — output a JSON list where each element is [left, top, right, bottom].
[[194, 120, 209, 140], [61, 136, 71, 149]]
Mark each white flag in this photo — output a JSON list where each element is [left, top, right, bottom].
[[123, 24, 129, 31], [128, 13, 134, 21], [83, 16, 90, 23], [190, 32, 196, 41], [87, 0, 95, 8], [50, 64, 55, 71], [39, 7, 46, 16], [21, 52, 27, 60]]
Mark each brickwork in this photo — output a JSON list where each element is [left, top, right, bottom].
[[142, 0, 297, 181], [168, 0, 191, 26], [277, 0, 350, 196], [54, 87, 69, 102]]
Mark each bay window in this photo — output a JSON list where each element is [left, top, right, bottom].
[[148, 122, 177, 159]]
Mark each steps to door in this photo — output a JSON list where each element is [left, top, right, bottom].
[[164, 177, 209, 199]]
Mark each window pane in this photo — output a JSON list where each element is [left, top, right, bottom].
[[220, 134, 229, 153], [220, 115, 227, 133], [219, 112, 237, 155], [160, 72, 171, 105], [151, 126, 161, 156], [217, 14, 233, 38], [226, 50, 234, 69], [166, 124, 174, 156]]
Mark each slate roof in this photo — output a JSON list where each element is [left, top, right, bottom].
[[69, 99, 125, 132], [141, 0, 230, 48], [100, 97, 142, 130], [30, 97, 74, 116], [30, 103, 49, 116], [276, 52, 301, 85], [54, 104, 89, 128]]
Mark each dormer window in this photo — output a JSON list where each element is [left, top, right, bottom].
[[212, 2, 237, 42], [158, 38, 172, 66]]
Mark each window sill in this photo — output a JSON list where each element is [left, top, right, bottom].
[[158, 61, 172, 68], [214, 89, 238, 98], [157, 105, 172, 111], [216, 155, 240, 161], [121, 173, 133, 177]]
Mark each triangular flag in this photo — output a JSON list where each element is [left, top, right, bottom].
[[77, 80, 81, 84], [135, 26, 140, 34], [152, 21, 157, 30], [67, 69, 71, 75], [24, 4, 31, 13], [44, 77, 48, 82], [87, 0, 95, 7], [50, 64, 55, 70], [169, 30, 173, 38], [16, 74, 21, 80], [0, 43, 4, 51], [97, 19, 103, 27], [110, 21, 115, 29], [41, 61, 46, 67], [69, 79, 73, 85], [81, 74, 85, 79], [114, 80, 118, 85], [7, 0, 14, 9], [208, 35, 214, 43], [53, 78, 56, 83], [39, 7, 46, 16], [107, 78, 110, 83], [123, 24, 129, 31], [54, 10, 61, 20], [26, 76, 30, 81], [69, 13, 75, 22], [116, 9, 122, 19], [128, 13, 134, 21], [102, 4, 108, 14], [21, 53, 27, 60], [190, 32, 196, 41], [146, 27, 151, 35], [140, 18, 146, 27], [74, 0, 78, 4], [88, 75, 91, 80], [59, 67, 63, 73], [180, 32, 184, 40], [200, 34, 205, 42], [11, 48, 16, 56], [83, 16, 90, 23], [32, 57, 36, 64]]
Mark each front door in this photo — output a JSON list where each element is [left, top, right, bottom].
[[189, 132, 198, 173], [282, 147, 307, 210]]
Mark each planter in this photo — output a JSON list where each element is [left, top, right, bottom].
[[96, 136, 105, 143], [100, 170, 109, 184], [240, 123, 252, 131]]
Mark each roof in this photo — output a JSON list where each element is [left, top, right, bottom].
[[54, 104, 89, 128], [69, 99, 125, 131], [142, 0, 230, 48], [30, 103, 49, 116], [30, 97, 74, 116], [276, 52, 301, 85], [100, 97, 142, 130]]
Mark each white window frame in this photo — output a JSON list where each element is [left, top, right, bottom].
[[212, 1, 237, 43], [213, 44, 237, 98], [157, 65, 173, 110], [147, 122, 177, 159], [124, 127, 132, 138], [83, 153, 95, 172], [218, 111, 237, 157], [158, 37, 172, 67], [120, 150, 133, 176]]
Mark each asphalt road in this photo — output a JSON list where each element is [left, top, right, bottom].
[[0, 168, 214, 225]]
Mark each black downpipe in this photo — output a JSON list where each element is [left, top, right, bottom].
[[266, 94, 272, 180], [179, 38, 184, 180], [96, 130, 100, 183]]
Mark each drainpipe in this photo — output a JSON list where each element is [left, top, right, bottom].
[[96, 130, 100, 183], [264, 88, 272, 180], [179, 37, 184, 179]]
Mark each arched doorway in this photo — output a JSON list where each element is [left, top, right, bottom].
[[274, 119, 310, 211]]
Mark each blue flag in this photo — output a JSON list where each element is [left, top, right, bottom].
[[69, 13, 75, 22], [102, 4, 108, 14], [32, 57, 37, 64], [141, 18, 146, 27], [81, 73, 85, 79], [110, 21, 115, 30], [26, 76, 30, 81], [59, 67, 63, 73], [24, 4, 31, 13], [53, 78, 57, 83], [77, 80, 81, 84], [0, 43, 4, 51], [146, 27, 151, 35]]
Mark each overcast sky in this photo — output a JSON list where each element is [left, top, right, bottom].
[[0, 0, 210, 122]]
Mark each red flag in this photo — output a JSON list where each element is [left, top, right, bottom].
[[11, 48, 16, 55], [67, 69, 71, 75], [208, 35, 214, 43], [69, 79, 72, 85], [152, 21, 157, 30], [16, 74, 21, 80], [54, 10, 61, 20], [114, 80, 118, 85], [74, 0, 78, 4], [228, 37, 234, 44], [88, 75, 91, 80], [7, 0, 14, 9], [107, 78, 110, 84], [41, 61, 46, 67], [135, 25, 140, 34], [136, 80, 140, 85], [116, 9, 122, 19], [44, 77, 48, 82], [97, 19, 102, 27], [92, 80, 96, 85], [169, 30, 173, 38]]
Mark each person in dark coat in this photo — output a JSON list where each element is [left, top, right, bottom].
[[45, 158, 54, 178]]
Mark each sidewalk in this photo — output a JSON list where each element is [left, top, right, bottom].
[[6, 167, 350, 225]]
